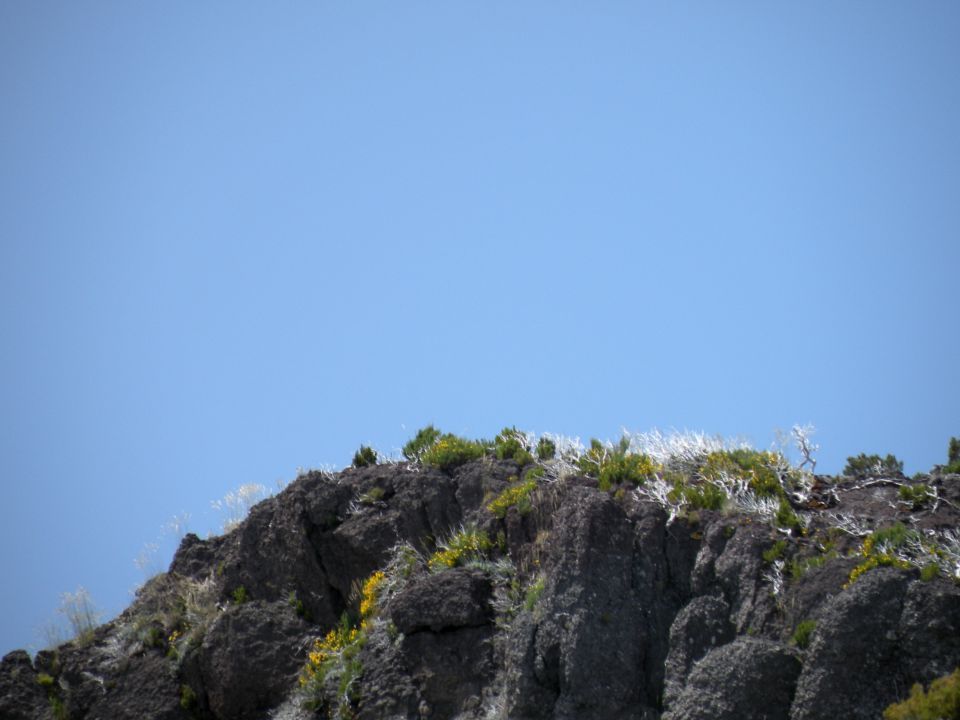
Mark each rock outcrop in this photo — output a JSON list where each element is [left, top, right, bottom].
[[3, 452, 959, 720]]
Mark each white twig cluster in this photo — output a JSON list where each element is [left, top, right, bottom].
[[623, 428, 749, 467], [827, 512, 873, 538], [763, 559, 786, 596], [211, 483, 271, 533], [633, 476, 684, 524]]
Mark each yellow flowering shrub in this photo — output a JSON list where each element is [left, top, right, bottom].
[[420, 434, 487, 472], [299, 567, 388, 714], [359, 571, 385, 625], [488, 477, 537, 518], [428, 528, 491, 571]]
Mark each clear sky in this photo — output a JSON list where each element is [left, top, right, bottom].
[[1, 2, 958, 655]]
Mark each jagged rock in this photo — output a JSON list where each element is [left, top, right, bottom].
[[199, 599, 312, 720], [790, 568, 910, 720], [663, 637, 801, 720], [388, 568, 493, 633], [662, 595, 734, 708], [0, 650, 50, 720], [4, 456, 960, 720]]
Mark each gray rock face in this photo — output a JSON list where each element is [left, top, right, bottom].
[[388, 568, 493, 633], [663, 637, 801, 720], [662, 595, 734, 708], [2, 459, 959, 720], [199, 600, 312, 720]]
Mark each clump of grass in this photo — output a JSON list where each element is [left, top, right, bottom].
[[57, 587, 100, 646], [232, 586, 248, 604], [844, 453, 904, 478], [789, 551, 837, 580], [791, 619, 816, 649], [524, 576, 546, 611], [352, 445, 377, 468], [883, 667, 960, 720], [428, 527, 492, 571], [899, 483, 932, 509], [763, 540, 789, 564], [775, 499, 803, 533], [668, 478, 727, 511], [358, 487, 385, 505]]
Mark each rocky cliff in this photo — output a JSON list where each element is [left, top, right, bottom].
[[3, 433, 959, 720]]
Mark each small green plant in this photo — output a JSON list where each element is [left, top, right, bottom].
[[488, 477, 538, 519], [180, 684, 198, 711], [537, 437, 556, 461], [524, 576, 546, 611], [775, 499, 803, 533], [358, 486, 385, 505], [789, 551, 837, 580], [420, 433, 487, 472], [883, 667, 960, 720], [791, 619, 816, 649], [288, 591, 310, 619], [352, 445, 377, 468], [920, 562, 941, 582], [899, 483, 932, 509], [232, 586, 248, 604], [844, 453, 904, 478], [763, 540, 789, 564], [428, 527, 492, 571], [946, 437, 960, 474], [402, 425, 442, 462]]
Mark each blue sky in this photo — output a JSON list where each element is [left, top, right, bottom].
[[1, 2, 958, 655]]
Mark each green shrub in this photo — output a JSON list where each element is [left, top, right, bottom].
[[232, 586, 248, 604], [669, 479, 727, 511], [899, 483, 932, 509], [946, 437, 960, 474], [537, 437, 556, 461], [844, 453, 904, 478], [791, 620, 816, 649], [598, 452, 658, 491], [883, 667, 960, 720], [775, 499, 803, 532], [352, 445, 377, 468], [402, 425, 442, 462], [495, 427, 534, 466], [701, 449, 785, 498], [421, 434, 487, 472], [578, 438, 657, 490]]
